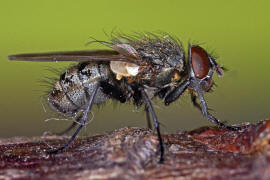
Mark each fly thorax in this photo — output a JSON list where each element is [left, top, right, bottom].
[[136, 40, 185, 70], [150, 68, 181, 88]]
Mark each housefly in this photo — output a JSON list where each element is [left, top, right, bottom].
[[8, 32, 241, 162]]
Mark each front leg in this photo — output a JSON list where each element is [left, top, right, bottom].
[[195, 87, 241, 131], [140, 88, 164, 163], [190, 91, 214, 113], [190, 91, 202, 111], [164, 79, 190, 105]]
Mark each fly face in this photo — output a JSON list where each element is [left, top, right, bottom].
[[188, 45, 216, 92], [8, 32, 244, 163], [188, 45, 224, 92]]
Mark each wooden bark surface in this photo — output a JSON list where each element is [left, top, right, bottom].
[[1, 120, 270, 180]]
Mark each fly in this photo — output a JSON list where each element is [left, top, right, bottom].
[[8, 32, 241, 162]]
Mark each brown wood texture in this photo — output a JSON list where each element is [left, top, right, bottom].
[[1, 119, 270, 180]]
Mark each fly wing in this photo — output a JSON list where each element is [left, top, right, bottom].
[[8, 50, 141, 64]]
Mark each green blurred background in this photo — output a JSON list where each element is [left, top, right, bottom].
[[0, 0, 269, 137]]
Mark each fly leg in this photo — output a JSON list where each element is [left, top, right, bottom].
[[195, 87, 241, 131], [140, 88, 164, 163], [164, 79, 191, 105], [55, 113, 83, 136], [190, 92, 202, 111], [164, 78, 241, 131], [48, 83, 100, 154], [190, 91, 214, 113], [145, 105, 152, 130]]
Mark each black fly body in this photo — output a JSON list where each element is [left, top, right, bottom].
[[9, 32, 242, 162]]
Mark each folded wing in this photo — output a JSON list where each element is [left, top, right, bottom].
[[8, 50, 140, 64]]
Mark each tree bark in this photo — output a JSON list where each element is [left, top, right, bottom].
[[1, 120, 270, 180]]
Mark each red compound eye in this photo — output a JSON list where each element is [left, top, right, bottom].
[[190, 46, 210, 79]]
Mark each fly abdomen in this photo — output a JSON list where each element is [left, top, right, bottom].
[[48, 81, 79, 116], [78, 62, 111, 105], [60, 66, 87, 108], [48, 62, 111, 116]]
